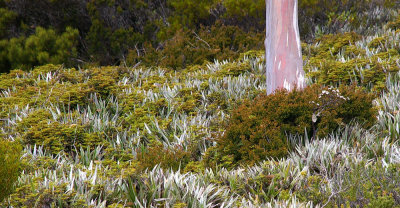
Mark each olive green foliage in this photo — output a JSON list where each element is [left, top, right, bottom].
[[128, 24, 263, 69], [222, 0, 265, 30], [0, 0, 161, 71], [304, 32, 400, 91], [17, 109, 103, 155], [85, 0, 148, 65], [206, 84, 377, 168], [0, 140, 22, 202], [387, 15, 400, 30], [0, 65, 95, 118], [136, 143, 191, 172], [167, 0, 215, 30], [23, 120, 102, 155], [0, 0, 398, 72], [298, 0, 396, 40], [0, 8, 16, 38], [0, 27, 78, 72], [314, 85, 377, 137], [298, 162, 400, 208]]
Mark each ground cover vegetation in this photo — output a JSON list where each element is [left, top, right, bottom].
[[1, 0, 400, 207]]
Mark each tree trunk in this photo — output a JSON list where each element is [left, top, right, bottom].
[[265, 0, 305, 95]]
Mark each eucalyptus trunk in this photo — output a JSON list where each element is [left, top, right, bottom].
[[265, 0, 305, 95]]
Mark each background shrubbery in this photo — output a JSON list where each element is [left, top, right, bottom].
[[0, 27, 78, 71], [0, 0, 398, 73]]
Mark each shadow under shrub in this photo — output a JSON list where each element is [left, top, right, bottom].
[[204, 84, 377, 168]]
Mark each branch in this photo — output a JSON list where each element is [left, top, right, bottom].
[[192, 31, 211, 49]]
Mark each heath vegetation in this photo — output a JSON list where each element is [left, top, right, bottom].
[[1, 0, 400, 207]]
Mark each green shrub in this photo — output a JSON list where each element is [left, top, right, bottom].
[[84, 0, 163, 65], [22, 120, 102, 154], [85, 19, 143, 65], [0, 8, 17, 39], [387, 15, 400, 30], [298, 162, 400, 207], [221, 0, 265, 31], [56, 83, 94, 107], [298, 0, 396, 40], [136, 143, 191, 172], [0, 139, 22, 202], [86, 67, 122, 97], [216, 62, 251, 77], [205, 84, 377, 168], [167, 0, 215, 31], [312, 85, 377, 137], [128, 24, 264, 69], [0, 26, 78, 71], [16, 109, 52, 132], [304, 32, 400, 91]]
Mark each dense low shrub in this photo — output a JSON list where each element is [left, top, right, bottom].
[[22, 119, 102, 154], [387, 15, 400, 30], [298, 162, 400, 207], [304, 32, 400, 91], [205, 84, 377, 168], [136, 143, 191, 172], [127, 24, 264, 69], [0, 139, 22, 202]]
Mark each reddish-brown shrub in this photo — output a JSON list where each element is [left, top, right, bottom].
[[205, 84, 377, 168], [136, 143, 191, 172]]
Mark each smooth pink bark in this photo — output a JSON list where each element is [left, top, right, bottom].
[[265, 0, 305, 95]]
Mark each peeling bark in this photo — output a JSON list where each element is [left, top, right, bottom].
[[265, 0, 305, 95]]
